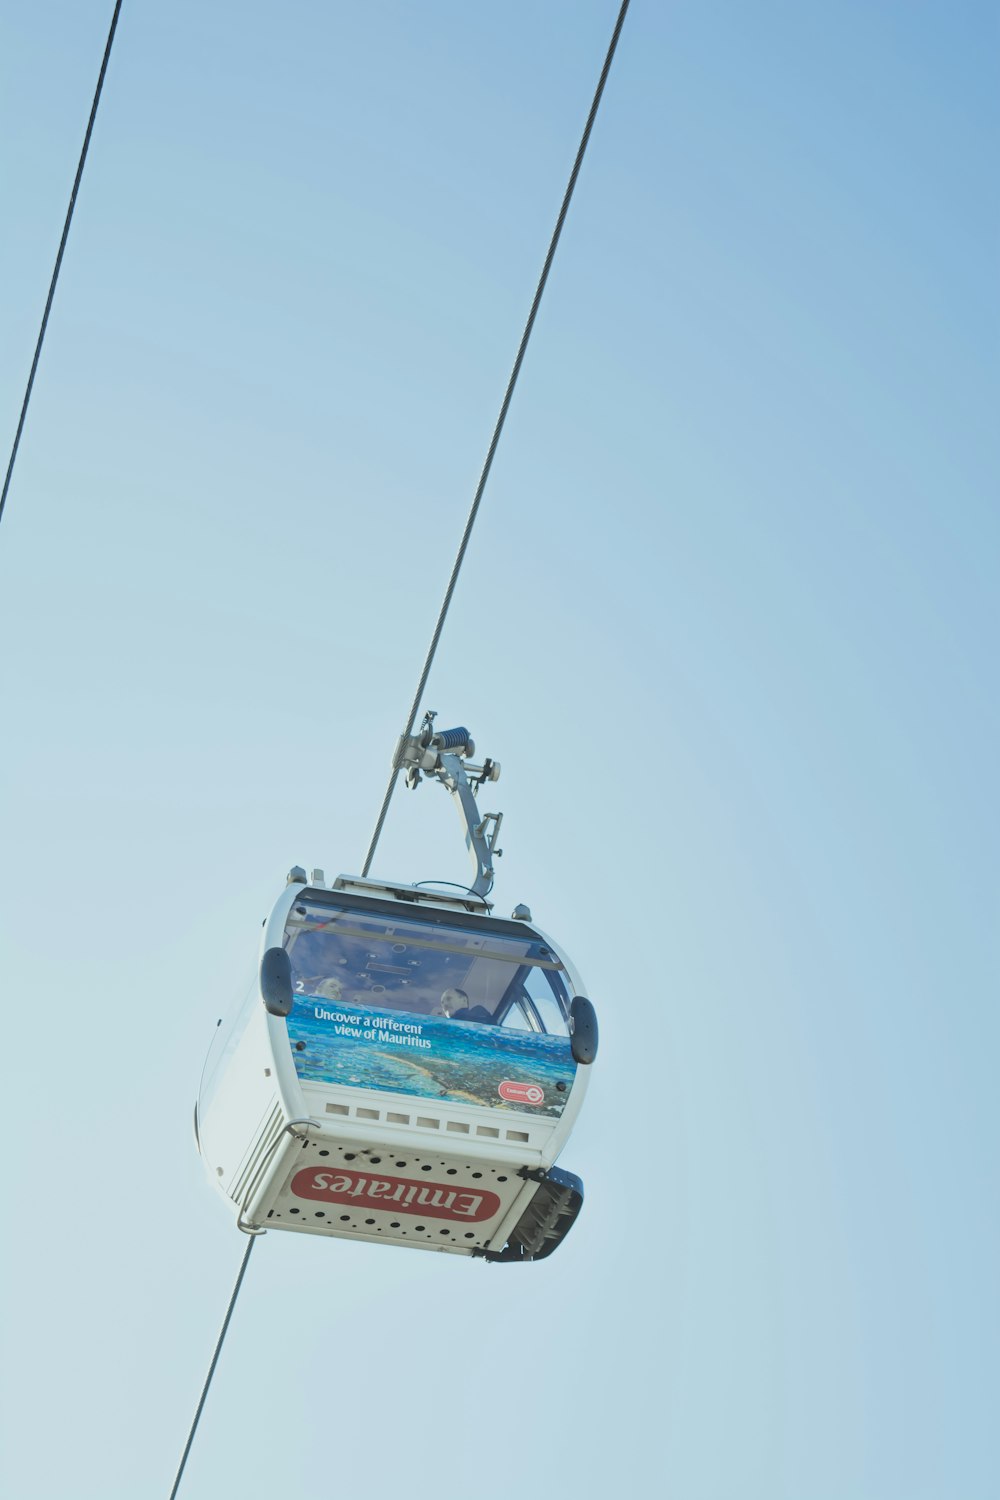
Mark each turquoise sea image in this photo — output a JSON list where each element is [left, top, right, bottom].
[[287, 997, 576, 1116]]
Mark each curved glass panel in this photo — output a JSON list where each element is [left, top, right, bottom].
[[284, 898, 566, 1028], [522, 965, 570, 1036], [283, 897, 578, 1116]]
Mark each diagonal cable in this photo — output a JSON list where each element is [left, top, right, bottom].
[[168, 8, 630, 1494], [167, 1233, 257, 1500], [362, 0, 631, 876], [0, 0, 124, 530]]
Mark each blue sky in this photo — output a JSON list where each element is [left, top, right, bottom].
[[1, 4, 997, 1497]]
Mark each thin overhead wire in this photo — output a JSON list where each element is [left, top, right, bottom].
[[361, 0, 631, 877], [167, 1234, 257, 1500], [168, 9, 630, 1495], [0, 0, 124, 531]]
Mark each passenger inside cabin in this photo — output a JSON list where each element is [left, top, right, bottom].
[[439, 988, 494, 1024]]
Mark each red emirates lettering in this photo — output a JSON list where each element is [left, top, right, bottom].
[[290, 1168, 502, 1223]]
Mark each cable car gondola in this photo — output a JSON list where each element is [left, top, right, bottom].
[[195, 719, 598, 1261]]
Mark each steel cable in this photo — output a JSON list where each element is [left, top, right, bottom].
[[168, 8, 631, 1495], [167, 1234, 256, 1500], [0, 0, 124, 530], [362, 0, 631, 876]]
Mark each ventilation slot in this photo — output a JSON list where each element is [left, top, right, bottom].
[[446, 1121, 470, 1134], [506, 1130, 530, 1143], [417, 1116, 440, 1129], [476, 1126, 500, 1138], [356, 1107, 379, 1120], [387, 1112, 410, 1124], [325, 1103, 349, 1116]]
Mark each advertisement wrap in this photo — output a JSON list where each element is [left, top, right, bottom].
[[287, 997, 576, 1115]]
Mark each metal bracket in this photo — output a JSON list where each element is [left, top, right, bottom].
[[517, 1165, 548, 1183], [236, 1118, 319, 1235], [395, 711, 503, 898]]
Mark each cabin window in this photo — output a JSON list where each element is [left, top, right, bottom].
[[499, 997, 533, 1032], [522, 966, 570, 1036], [284, 900, 568, 1031]]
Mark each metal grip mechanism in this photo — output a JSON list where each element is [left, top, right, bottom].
[[433, 725, 474, 754], [395, 711, 502, 898]]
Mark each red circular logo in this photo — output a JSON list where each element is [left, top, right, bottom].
[[498, 1079, 545, 1106]]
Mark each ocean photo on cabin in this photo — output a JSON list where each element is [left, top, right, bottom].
[[287, 997, 575, 1115]]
